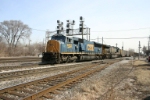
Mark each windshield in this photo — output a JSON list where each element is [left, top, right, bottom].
[[51, 36, 65, 43]]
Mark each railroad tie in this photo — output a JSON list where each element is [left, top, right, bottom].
[[30, 86, 41, 90], [0, 95, 15, 100], [56, 88, 64, 91], [42, 93, 53, 99], [8, 91, 25, 97], [21, 89, 35, 94]]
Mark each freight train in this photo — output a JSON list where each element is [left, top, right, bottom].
[[42, 33, 131, 64]]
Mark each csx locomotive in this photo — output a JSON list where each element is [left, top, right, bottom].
[[42, 34, 101, 64]]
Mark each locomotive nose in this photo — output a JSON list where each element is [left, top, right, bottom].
[[46, 40, 60, 53]]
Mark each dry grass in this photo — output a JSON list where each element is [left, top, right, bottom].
[[133, 60, 150, 85], [133, 60, 147, 66]]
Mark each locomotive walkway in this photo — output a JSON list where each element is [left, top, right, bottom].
[[0, 60, 120, 100]]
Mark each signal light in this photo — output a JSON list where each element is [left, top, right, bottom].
[[79, 24, 82, 27], [57, 26, 60, 30], [80, 16, 83, 20], [66, 29, 70, 33], [72, 20, 75, 25], [80, 16, 84, 22], [57, 20, 60, 24], [61, 27, 64, 30], [61, 22, 63, 25], [67, 20, 69, 23], [57, 30, 60, 34], [66, 23, 70, 28], [79, 28, 82, 32]]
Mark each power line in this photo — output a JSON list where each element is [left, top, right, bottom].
[[104, 37, 148, 39], [30, 27, 150, 32], [91, 27, 150, 32], [31, 28, 46, 32], [91, 37, 148, 40]]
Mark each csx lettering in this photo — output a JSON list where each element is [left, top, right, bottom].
[[67, 44, 72, 48]]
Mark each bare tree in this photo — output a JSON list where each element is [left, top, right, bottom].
[[0, 35, 2, 42], [0, 20, 31, 56]]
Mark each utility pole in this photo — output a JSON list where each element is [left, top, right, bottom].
[[89, 28, 90, 41], [102, 37, 104, 54], [116, 43, 117, 47], [148, 35, 150, 50], [82, 21, 84, 40], [138, 41, 141, 60], [102, 37, 103, 45], [29, 39, 31, 55], [86, 28, 88, 40], [122, 42, 124, 50]]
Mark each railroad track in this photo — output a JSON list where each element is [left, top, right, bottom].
[[0, 64, 39, 71], [0, 57, 40, 63], [0, 63, 86, 81], [0, 60, 119, 100]]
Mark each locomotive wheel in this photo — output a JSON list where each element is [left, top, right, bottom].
[[56, 59, 60, 64], [66, 56, 71, 63]]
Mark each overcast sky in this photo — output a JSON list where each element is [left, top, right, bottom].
[[1, 0, 150, 52]]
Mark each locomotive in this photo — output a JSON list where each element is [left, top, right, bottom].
[[42, 33, 105, 64]]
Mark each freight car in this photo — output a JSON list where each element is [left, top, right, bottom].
[[42, 34, 103, 64]]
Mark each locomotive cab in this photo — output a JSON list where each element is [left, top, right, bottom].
[[42, 34, 65, 64]]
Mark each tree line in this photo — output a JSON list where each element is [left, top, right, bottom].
[[0, 20, 45, 57]]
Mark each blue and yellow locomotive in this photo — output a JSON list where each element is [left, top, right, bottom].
[[42, 34, 103, 64]]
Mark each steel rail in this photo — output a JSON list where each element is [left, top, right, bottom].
[[0, 57, 40, 63], [0, 63, 84, 80]]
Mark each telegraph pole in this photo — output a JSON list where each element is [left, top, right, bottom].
[[102, 37, 103, 45], [89, 28, 90, 41], [102, 37, 104, 55], [138, 41, 141, 60], [82, 21, 84, 39], [148, 35, 150, 50], [116, 43, 117, 47], [122, 42, 124, 50]]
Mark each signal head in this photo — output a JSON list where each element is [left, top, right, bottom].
[[66, 23, 70, 28], [61, 22, 63, 25], [72, 20, 75, 25], [67, 20, 69, 23], [80, 16, 84, 21], [57, 20, 60, 24]]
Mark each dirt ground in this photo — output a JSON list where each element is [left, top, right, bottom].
[[112, 59, 150, 100], [51, 58, 150, 100]]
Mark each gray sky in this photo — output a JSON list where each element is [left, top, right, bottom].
[[1, 0, 150, 52]]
